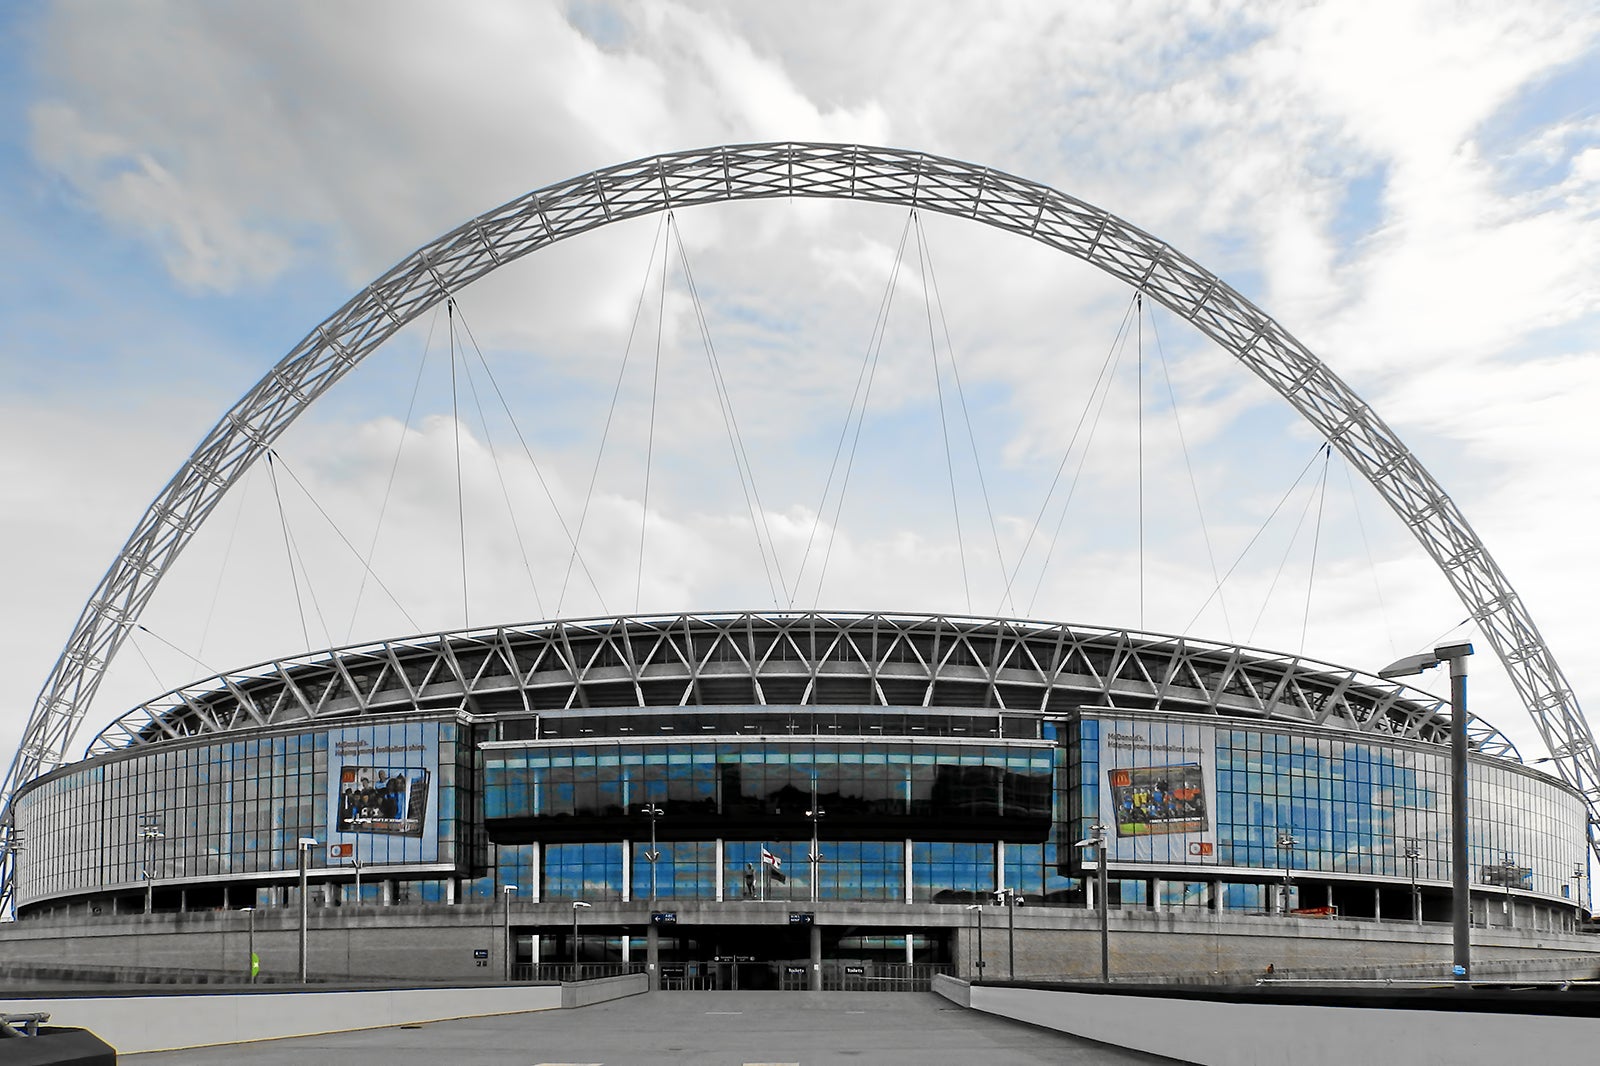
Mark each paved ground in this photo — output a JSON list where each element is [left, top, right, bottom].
[[123, 991, 1188, 1065]]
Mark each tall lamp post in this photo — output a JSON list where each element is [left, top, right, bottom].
[[297, 837, 320, 982], [1404, 841, 1422, 925], [138, 815, 164, 914], [1380, 641, 1473, 980], [1073, 824, 1110, 983], [241, 907, 257, 983], [502, 884, 519, 982], [965, 903, 985, 981], [995, 888, 1024, 980], [1575, 862, 1588, 929], [1276, 832, 1296, 916], [571, 899, 591, 979], [640, 805, 663, 903], [806, 803, 825, 902], [1499, 854, 1517, 928]]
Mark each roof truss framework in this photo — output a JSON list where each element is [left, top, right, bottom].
[[3, 144, 1592, 911], [79, 612, 1509, 759]]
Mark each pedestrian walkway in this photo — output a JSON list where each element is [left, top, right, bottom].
[[124, 990, 1185, 1064]]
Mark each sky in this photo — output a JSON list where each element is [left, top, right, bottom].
[[2, 0, 1598, 784]]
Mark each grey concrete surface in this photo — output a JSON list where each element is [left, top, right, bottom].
[[123, 991, 1188, 1065]]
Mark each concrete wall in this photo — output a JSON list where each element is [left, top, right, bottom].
[[0, 984, 563, 1055], [1, 899, 1595, 984], [966, 979, 1600, 1062], [560, 972, 648, 1008], [954, 982, 1600, 1066]]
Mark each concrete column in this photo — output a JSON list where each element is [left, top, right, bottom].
[[995, 841, 1006, 893], [1374, 888, 1382, 922], [1213, 881, 1224, 915], [621, 840, 632, 903], [715, 839, 724, 902], [646, 921, 660, 991], [905, 930, 915, 965], [1152, 879, 1162, 913], [530, 842, 542, 903], [809, 923, 822, 991], [621, 931, 631, 963], [904, 840, 914, 904]]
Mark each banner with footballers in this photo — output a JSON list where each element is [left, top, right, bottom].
[[325, 722, 440, 865], [1092, 713, 1218, 866]]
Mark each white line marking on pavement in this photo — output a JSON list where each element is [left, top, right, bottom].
[[705, 1010, 744, 1015]]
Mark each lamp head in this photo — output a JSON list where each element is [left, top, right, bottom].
[[572, 900, 592, 909]]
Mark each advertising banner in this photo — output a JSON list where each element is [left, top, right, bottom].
[[1094, 714, 1217, 866], [326, 722, 440, 865]]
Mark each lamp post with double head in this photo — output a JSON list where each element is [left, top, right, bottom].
[[1073, 824, 1110, 983], [964, 903, 985, 981], [641, 805, 663, 903], [138, 815, 164, 914], [1404, 842, 1422, 925], [806, 804, 825, 902], [1276, 832, 1296, 916], [502, 884, 519, 982], [1380, 642, 1473, 979], [995, 887, 1024, 980], [241, 907, 257, 983], [571, 900, 592, 979], [1500, 854, 1517, 928], [297, 837, 320, 982]]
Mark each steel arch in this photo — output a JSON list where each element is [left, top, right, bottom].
[[3, 141, 1594, 910]]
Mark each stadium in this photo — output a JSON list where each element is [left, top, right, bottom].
[[3, 611, 1591, 986], [2, 144, 1596, 988]]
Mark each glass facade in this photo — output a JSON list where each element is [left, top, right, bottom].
[[12, 703, 1586, 918], [1067, 712, 1587, 899]]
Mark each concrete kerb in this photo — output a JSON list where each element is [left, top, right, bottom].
[[0, 976, 643, 1056]]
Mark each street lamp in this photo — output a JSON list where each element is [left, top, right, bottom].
[[640, 805, 663, 903], [1500, 854, 1517, 928], [571, 900, 592, 979], [995, 887, 1024, 980], [806, 805, 825, 902], [1380, 641, 1473, 979], [965, 903, 986, 981], [297, 837, 320, 982], [241, 907, 257, 983], [1403, 842, 1422, 926], [502, 884, 519, 982], [138, 815, 164, 914], [1276, 832, 1296, 917], [1072, 824, 1110, 983]]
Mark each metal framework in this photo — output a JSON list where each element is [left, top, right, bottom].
[[79, 611, 1518, 759], [3, 143, 1593, 911]]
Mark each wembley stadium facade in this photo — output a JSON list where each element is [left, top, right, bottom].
[[6, 611, 1589, 987]]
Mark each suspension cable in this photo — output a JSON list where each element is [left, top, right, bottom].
[[1025, 307, 1137, 616], [1148, 309, 1234, 640], [558, 214, 669, 615], [266, 450, 311, 651], [447, 299, 470, 629], [1001, 293, 1138, 613], [914, 211, 971, 611], [913, 213, 1013, 615], [347, 306, 439, 641], [197, 467, 252, 660], [798, 211, 917, 608], [1300, 443, 1333, 654], [1137, 292, 1145, 630], [1341, 458, 1399, 658], [669, 215, 785, 608], [455, 326, 546, 621], [1246, 444, 1328, 645], [452, 307, 610, 616], [1184, 443, 1324, 636], [636, 215, 671, 613], [269, 450, 419, 634]]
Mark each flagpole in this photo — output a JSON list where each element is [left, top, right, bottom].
[[761, 843, 767, 901]]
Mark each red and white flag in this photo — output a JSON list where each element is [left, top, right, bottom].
[[761, 847, 781, 871]]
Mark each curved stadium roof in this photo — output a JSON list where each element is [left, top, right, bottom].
[[85, 612, 1520, 761]]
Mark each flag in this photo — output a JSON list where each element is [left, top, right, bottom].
[[762, 847, 787, 884], [249, 952, 260, 979]]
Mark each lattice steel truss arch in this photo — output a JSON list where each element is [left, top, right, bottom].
[[3, 142, 1594, 912]]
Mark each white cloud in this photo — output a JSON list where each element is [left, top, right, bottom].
[[4, 0, 1598, 783]]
